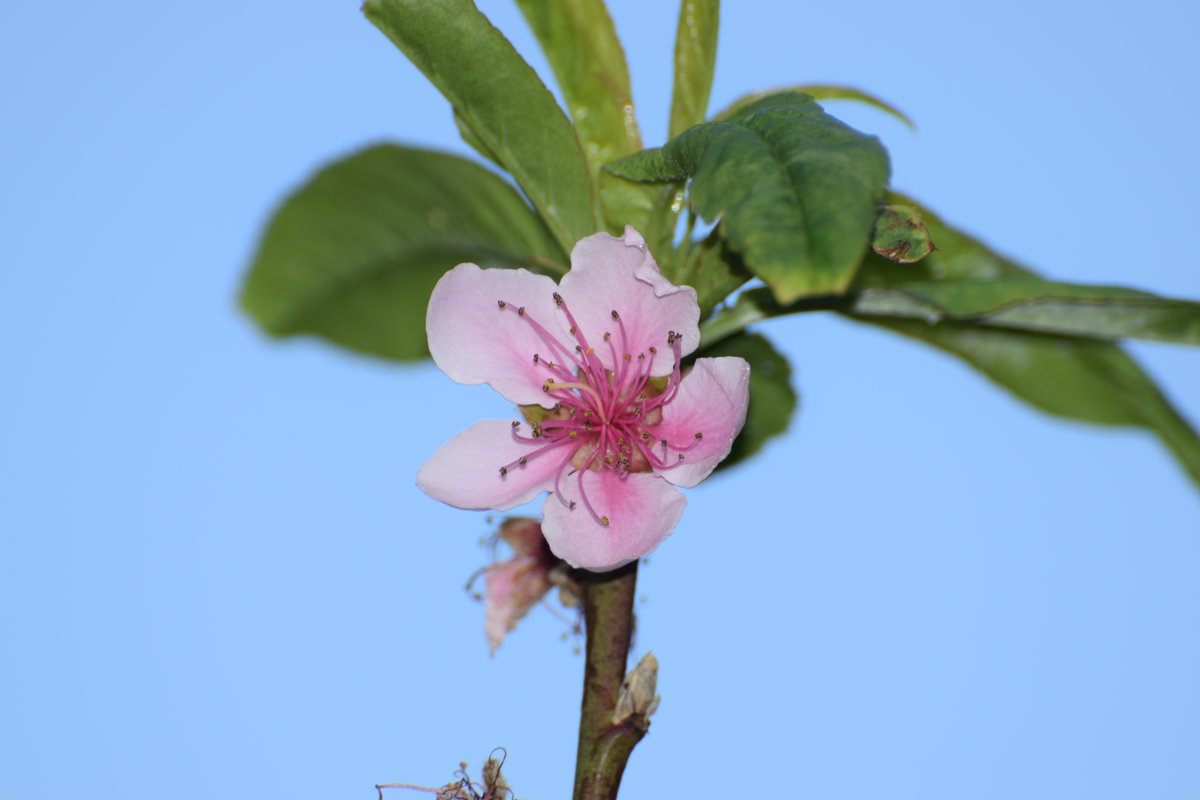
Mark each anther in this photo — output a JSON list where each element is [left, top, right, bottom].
[[533, 353, 539, 363], [569, 326, 577, 335], [649, 346, 657, 354], [568, 431, 578, 439], [603, 332, 611, 341], [518, 457, 527, 465], [611, 310, 620, 320], [678, 454, 685, 461], [553, 292, 563, 306], [511, 420, 520, 429], [623, 353, 632, 361], [600, 516, 610, 526], [499, 466, 508, 477], [497, 300, 506, 309], [694, 432, 704, 439], [638, 353, 645, 360], [542, 380, 553, 392], [531, 423, 542, 437], [517, 307, 526, 316], [568, 501, 577, 510]]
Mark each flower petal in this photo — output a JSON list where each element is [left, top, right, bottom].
[[557, 227, 700, 376], [484, 556, 553, 654], [655, 357, 751, 488], [541, 471, 686, 571], [426, 263, 564, 407], [417, 419, 561, 510]]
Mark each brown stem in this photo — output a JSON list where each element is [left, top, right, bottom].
[[571, 561, 641, 800]]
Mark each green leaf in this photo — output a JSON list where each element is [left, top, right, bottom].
[[671, 230, 752, 317], [241, 145, 566, 361], [668, 0, 720, 138], [871, 204, 935, 263], [858, 317, 1200, 488], [845, 194, 1200, 488], [857, 192, 1029, 284], [716, 84, 915, 130], [510, 0, 668, 236], [850, 277, 1200, 345], [514, 0, 641, 173], [606, 92, 890, 302], [691, 332, 797, 473], [453, 109, 503, 171], [363, 0, 594, 251], [699, 286, 780, 347]]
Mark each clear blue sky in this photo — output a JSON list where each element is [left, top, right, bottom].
[[3, 1, 1199, 798]]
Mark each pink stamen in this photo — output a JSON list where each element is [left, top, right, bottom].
[[504, 293, 696, 524]]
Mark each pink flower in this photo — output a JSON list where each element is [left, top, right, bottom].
[[482, 518, 559, 654], [418, 227, 750, 572]]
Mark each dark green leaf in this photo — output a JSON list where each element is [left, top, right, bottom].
[[241, 145, 566, 361], [858, 317, 1200, 488], [363, 0, 594, 251], [851, 277, 1200, 344], [669, 0, 720, 138], [672, 230, 752, 317], [606, 92, 890, 302], [871, 204, 934, 263], [716, 84, 915, 131], [857, 192, 1029, 284], [692, 332, 797, 473], [845, 194, 1200, 488], [453, 110, 503, 171]]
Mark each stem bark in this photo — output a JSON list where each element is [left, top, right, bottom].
[[571, 561, 644, 800]]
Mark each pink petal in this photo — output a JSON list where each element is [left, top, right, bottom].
[[541, 471, 686, 571], [426, 263, 565, 407], [655, 357, 751, 488], [557, 227, 700, 377], [484, 556, 553, 654], [417, 419, 561, 510]]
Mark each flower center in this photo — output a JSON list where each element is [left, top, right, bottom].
[[494, 293, 703, 527]]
